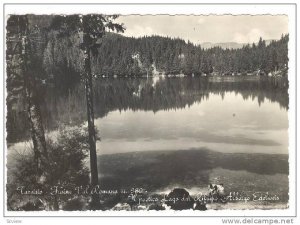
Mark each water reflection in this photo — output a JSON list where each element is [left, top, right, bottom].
[[42, 76, 289, 155], [92, 76, 288, 117], [95, 91, 288, 155], [44, 76, 288, 127]]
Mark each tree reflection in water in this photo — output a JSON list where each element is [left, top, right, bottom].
[[45, 76, 288, 128]]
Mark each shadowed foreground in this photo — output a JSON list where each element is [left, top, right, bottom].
[[98, 148, 288, 206]]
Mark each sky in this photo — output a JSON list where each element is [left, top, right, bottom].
[[116, 15, 288, 44]]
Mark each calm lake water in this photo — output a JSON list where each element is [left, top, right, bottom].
[[43, 76, 289, 155], [95, 78, 288, 154], [89, 76, 289, 196], [8, 76, 290, 201], [90, 76, 288, 155]]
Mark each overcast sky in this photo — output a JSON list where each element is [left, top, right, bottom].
[[116, 15, 288, 44]]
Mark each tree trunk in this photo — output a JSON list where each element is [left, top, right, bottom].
[[27, 87, 48, 172], [83, 45, 99, 208], [21, 34, 48, 175]]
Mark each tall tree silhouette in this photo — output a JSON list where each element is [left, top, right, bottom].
[[6, 15, 48, 176], [49, 14, 124, 208]]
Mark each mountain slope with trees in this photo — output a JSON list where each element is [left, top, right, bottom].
[[91, 33, 288, 77], [43, 32, 288, 89]]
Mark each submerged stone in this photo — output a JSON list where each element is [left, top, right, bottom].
[[165, 188, 194, 210]]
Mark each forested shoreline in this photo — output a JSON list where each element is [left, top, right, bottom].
[[89, 33, 289, 77], [44, 32, 289, 87], [6, 15, 289, 98]]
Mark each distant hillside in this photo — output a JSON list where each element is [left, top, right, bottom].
[[201, 40, 275, 49], [201, 42, 245, 49], [41, 32, 288, 81]]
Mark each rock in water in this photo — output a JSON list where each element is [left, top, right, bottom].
[[194, 202, 208, 211], [111, 203, 131, 211], [148, 203, 166, 211], [165, 188, 194, 210]]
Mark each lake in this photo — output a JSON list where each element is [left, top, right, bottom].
[[85, 76, 288, 155], [88, 76, 288, 204], [8, 75, 290, 207], [41, 76, 289, 156]]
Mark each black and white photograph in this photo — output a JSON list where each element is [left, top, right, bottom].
[[1, 1, 298, 223]]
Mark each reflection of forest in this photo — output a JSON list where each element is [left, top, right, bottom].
[[7, 76, 288, 143]]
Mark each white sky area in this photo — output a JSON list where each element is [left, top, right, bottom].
[[116, 15, 288, 44]]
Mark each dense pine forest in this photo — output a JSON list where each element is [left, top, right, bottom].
[[44, 32, 289, 86], [7, 15, 289, 96], [91, 33, 289, 77]]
